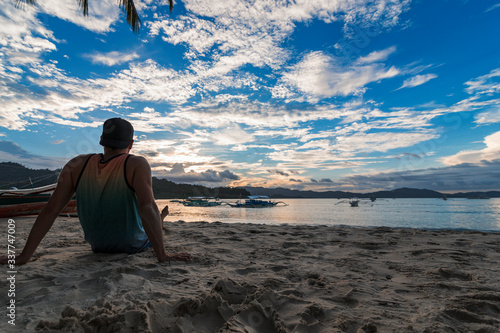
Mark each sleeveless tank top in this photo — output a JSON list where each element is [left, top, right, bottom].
[[76, 153, 149, 253]]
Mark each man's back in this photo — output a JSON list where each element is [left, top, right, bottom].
[[76, 153, 149, 253]]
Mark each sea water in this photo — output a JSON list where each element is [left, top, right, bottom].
[[156, 198, 500, 232]]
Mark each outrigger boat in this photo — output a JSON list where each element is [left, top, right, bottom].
[[0, 184, 77, 218], [180, 197, 222, 207], [349, 198, 360, 207], [227, 196, 287, 208]]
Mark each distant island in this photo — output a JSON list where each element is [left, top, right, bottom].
[[244, 186, 500, 199], [1, 162, 499, 199]]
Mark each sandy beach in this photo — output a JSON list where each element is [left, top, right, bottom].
[[1, 216, 499, 332]]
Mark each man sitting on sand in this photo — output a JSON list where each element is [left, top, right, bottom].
[[0, 118, 190, 265]]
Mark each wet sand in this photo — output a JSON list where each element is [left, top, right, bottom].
[[1, 216, 499, 332]]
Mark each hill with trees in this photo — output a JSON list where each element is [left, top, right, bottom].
[[0, 162, 249, 199]]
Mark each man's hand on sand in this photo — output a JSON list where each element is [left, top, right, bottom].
[[160, 205, 169, 222]]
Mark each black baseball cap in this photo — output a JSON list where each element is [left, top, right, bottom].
[[99, 118, 134, 149]]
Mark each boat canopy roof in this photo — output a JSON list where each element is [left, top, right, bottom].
[[247, 195, 270, 199]]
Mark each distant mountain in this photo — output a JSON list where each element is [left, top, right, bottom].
[[245, 186, 500, 199], [370, 187, 444, 198], [151, 177, 249, 199], [448, 191, 500, 198], [244, 186, 357, 198], [0, 162, 249, 199], [1, 162, 498, 199]]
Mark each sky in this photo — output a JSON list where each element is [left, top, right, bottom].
[[1, 0, 500, 192]]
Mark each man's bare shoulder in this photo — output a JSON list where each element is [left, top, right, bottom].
[[65, 154, 95, 170], [127, 155, 151, 169], [126, 155, 153, 189]]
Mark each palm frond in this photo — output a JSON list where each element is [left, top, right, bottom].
[[14, 0, 176, 34], [15, 0, 37, 8], [78, 0, 89, 16], [118, 0, 141, 33]]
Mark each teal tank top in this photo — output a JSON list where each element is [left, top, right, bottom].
[[76, 153, 149, 253]]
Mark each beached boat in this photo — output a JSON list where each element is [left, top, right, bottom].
[[0, 201, 77, 218], [227, 196, 287, 208], [0, 184, 77, 218], [0, 184, 56, 205], [349, 198, 360, 207], [180, 197, 222, 207]]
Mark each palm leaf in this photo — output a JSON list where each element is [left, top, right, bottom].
[[15, 0, 36, 8], [78, 0, 89, 16], [117, 0, 141, 33], [14, 0, 175, 33]]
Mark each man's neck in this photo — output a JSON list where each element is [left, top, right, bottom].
[[102, 147, 129, 162]]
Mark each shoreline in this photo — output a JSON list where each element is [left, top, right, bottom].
[[1, 217, 499, 332]]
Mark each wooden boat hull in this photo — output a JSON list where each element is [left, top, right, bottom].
[[0, 194, 51, 205], [0, 200, 77, 218]]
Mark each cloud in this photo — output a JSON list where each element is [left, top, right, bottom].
[[148, 1, 410, 69], [267, 169, 289, 176], [156, 163, 240, 184], [474, 106, 500, 125], [85, 51, 140, 66], [355, 46, 397, 64], [394, 153, 423, 160], [218, 169, 240, 180], [37, 0, 120, 33], [485, 4, 500, 12], [441, 131, 500, 166], [0, 141, 67, 169], [280, 50, 400, 100], [335, 131, 438, 154], [0, 0, 415, 132], [145, 0, 410, 105], [464, 68, 500, 96], [336, 159, 500, 192], [397, 73, 437, 89], [0, 1, 58, 130], [211, 125, 255, 146], [0, 59, 200, 130]]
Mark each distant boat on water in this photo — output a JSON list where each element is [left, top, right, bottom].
[[227, 196, 287, 208], [180, 197, 222, 207], [349, 198, 360, 207]]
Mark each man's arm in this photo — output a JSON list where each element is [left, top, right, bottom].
[[128, 156, 190, 262], [0, 159, 77, 265]]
